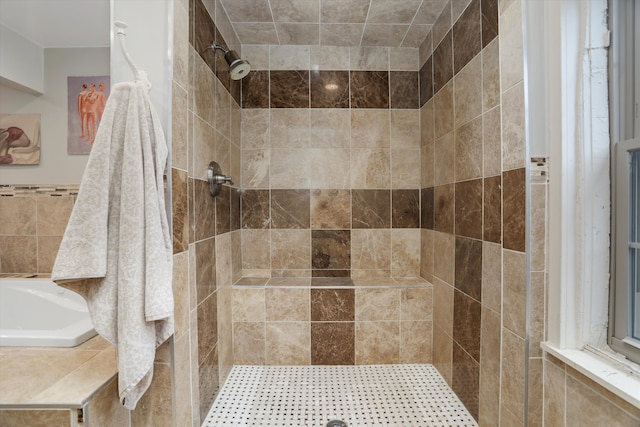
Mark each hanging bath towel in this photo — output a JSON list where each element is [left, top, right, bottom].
[[52, 81, 173, 410]]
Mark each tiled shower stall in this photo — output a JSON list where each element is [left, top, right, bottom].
[[3, 0, 640, 425]]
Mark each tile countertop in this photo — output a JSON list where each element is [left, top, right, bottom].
[[0, 335, 117, 408]]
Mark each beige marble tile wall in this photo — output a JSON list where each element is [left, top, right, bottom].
[[418, 0, 529, 424], [239, 44, 423, 279]]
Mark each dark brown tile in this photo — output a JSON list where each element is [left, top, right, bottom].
[[241, 190, 270, 229], [271, 189, 310, 229], [214, 28, 230, 92], [350, 71, 389, 109], [433, 30, 453, 94], [454, 236, 482, 301], [312, 230, 351, 269], [270, 70, 310, 108], [230, 79, 241, 106], [419, 57, 433, 107], [392, 189, 420, 228], [230, 187, 241, 231], [311, 289, 355, 321], [172, 168, 188, 254], [312, 270, 351, 277], [455, 179, 483, 240], [352, 189, 391, 229], [194, 179, 216, 240], [390, 71, 419, 109], [195, 237, 216, 304], [311, 70, 350, 108], [311, 322, 355, 365], [453, 290, 481, 362], [434, 184, 454, 233], [503, 168, 526, 252], [241, 70, 270, 109], [197, 292, 217, 366], [215, 185, 231, 235], [483, 175, 501, 243], [311, 277, 353, 285], [452, 341, 480, 420], [188, 178, 195, 243], [193, 0, 216, 73], [198, 344, 219, 423], [481, 0, 499, 48], [311, 189, 351, 229], [453, 0, 482, 74], [421, 187, 434, 230]]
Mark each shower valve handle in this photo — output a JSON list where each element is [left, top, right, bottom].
[[207, 161, 234, 197]]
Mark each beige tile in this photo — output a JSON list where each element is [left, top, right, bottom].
[[216, 233, 233, 287], [480, 306, 501, 379], [241, 45, 269, 70], [401, 287, 433, 320], [503, 249, 527, 338], [391, 149, 421, 189], [500, 405, 524, 427], [232, 288, 265, 322], [172, 0, 189, 89], [421, 102, 435, 188], [400, 320, 433, 363], [270, 109, 310, 148], [214, 79, 231, 140], [433, 277, 454, 335], [309, 149, 351, 189], [310, 109, 350, 148], [479, 367, 500, 426], [320, 23, 365, 47], [433, 324, 453, 385], [454, 54, 482, 127], [310, 189, 351, 229], [454, 116, 483, 181], [351, 229, 391, 270], [36, 196, 74, 236], [390, 47, 420, 71], [241, 230, 271, 270], [356, 321, 400, 364], [241, 149, 270, 189], [310, 46, 351, 70], [434, 132, 455, 185], [350, 148, 391, 189], [483, 106, 502, 178], [0, 409, 73, 426], [171, 334, 192, 426], [502, 81, 526, 171], [528, 358, 544, 426], [499, 0, 524, 91], [193, 116, 216, 182], [193, 56, 216, 127], [349, 46, 390, 71], [351, 109, 391, 148], [434, 81, 454, 139], [0, 197, 36, 235], [391, 229, 421, 276], [420, 229, 434, 280], [543, 357, 566, 427], [482, 241, 502, 312], [233, 322, 265, 365], [0, 236, 37, 274], [433, 231, 455, 284], [390, 110, 420, 149], [270, 148, 310, 189], [36, 236, 62, 274], [432, 0, 452, 47], [356, 288, 400, 321], [266, 288, 310, 321], [234, 23, 279, 45], [271, 229, 310, 270], [172, 82, 188, 171], [276, 23, 319, 45], [482, 38, 500, 112], [501, 328, 526, 423], [132, 363, 173, 426], [530, 183, 547, 271], [265, 322, 310, 365], [86, 377, 130, 427], [241, 109, 270, 150], [269, 45, 311, 70], [172, 251, 189, 340], [530, 272, 545, 358]]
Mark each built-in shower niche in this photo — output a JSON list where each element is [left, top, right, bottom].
[[231, 276, 433, 366]]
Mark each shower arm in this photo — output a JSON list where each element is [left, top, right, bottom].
[[209, 43, 230, 54]]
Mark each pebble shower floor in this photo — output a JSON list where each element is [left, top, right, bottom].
[[203, 364, 478, 427]]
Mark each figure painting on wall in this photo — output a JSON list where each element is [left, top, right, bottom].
[[0, 114, 41, 165], [67, 76, 110, 154]]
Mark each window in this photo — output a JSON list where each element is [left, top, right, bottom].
[[610, 0, 640, 364]]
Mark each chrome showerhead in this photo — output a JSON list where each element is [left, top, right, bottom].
[[209, 43, 251, 80]]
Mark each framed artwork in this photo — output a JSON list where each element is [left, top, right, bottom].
[[67, 76, 110, 154], [0, 114, 41, 165]]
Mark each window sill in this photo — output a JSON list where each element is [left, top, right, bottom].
[[541, 342, 640, 410]]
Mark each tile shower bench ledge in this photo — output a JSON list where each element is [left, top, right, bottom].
[[0, 335, 117, 409], [233, 276, 433, 289]]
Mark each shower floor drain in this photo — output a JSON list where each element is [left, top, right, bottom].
[[326, 420, 348, 427], [202, 364, 478, 426]]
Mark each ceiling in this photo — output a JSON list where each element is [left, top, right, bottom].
[[0, 0, 447, 49], [220, 0, 448, 48], [0, 0, 110, 48]]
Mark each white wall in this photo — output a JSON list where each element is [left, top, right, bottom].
[[0, 47, 110, 185], [0, 24, 44, 94]]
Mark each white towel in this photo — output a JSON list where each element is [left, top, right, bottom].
[[52, 81, 173, 410]]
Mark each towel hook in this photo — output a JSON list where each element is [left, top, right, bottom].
[[114, 21, 151, 90], [207, 161, 234, 197]]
